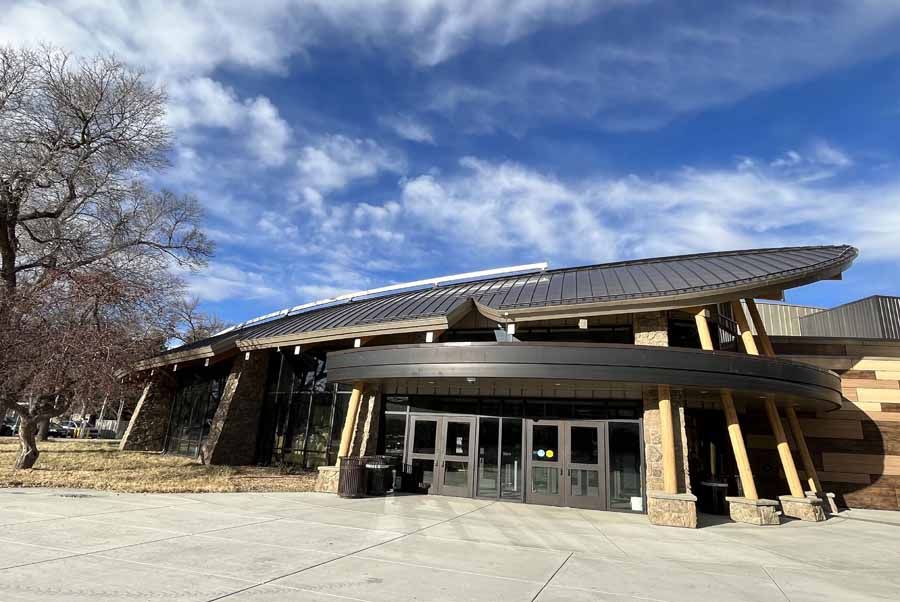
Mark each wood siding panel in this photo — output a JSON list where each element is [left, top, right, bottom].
[[818, 471, 871, 484], [840, 370, 877, 379], [842, 389, 859, 402], [822, 453, 900, 475], [857, 388, 900, 403], [799, 418, 863, 439], [851, 359, 900, 371], [875, 371, 900, 380], [842, 379, 900, 389]]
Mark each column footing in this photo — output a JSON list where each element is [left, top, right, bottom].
[[726, 496, 780, 525], [315, 465, 340, 494], [648, 491, 697, 529], [779, 495, 826, 522]]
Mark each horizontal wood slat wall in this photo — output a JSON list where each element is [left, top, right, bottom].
[[813, 356, 900, 510]]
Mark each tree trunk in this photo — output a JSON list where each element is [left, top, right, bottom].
[[37, 417, 50, 441], [15, 417, 39, 469]]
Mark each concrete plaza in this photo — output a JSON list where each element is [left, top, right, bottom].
[[0, 488, 898, 601]]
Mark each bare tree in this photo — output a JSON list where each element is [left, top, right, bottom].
[[172, 295, 230, 345], [0, 45, 211, 468]]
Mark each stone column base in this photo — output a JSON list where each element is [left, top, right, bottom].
[[780, 495, 826, 522], [314, 465, 340, 494], [807, 491, 839, 515], [726, 497, 780, 525], [647, 492, 697, 528]]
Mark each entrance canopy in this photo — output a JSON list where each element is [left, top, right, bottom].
[[327, 342, 843, 411]]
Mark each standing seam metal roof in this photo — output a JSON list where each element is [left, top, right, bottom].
[[165, 245, 857, 356]]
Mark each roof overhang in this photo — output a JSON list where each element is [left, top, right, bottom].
[[474, 258, 850, 323], [327, 342, 843, 411]]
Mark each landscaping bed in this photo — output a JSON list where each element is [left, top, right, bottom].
[[0, 438, 317, 493]]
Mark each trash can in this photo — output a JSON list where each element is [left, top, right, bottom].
[[338, 457, 367, 498], [398, 462, 425, 493], [699, 480, 728, 514], [366, 457, 393, 496]]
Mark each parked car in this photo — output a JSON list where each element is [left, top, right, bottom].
[[1, 417, 17, 437], [47, 422, 68, 438], [55, 420, 78, 438], [74, 421, 100, 439]]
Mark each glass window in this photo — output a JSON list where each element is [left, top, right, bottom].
[[570, 469, 601, 497], [165, 363, 230, 458], [531, 424, 558, 462], [570, 426, 599, 464], [411, 458, 434, 492], [444, 461, 469, 488], [384, 414, 407, 458], [477, 418, 499, 497], [531, 466, 559, 494], [412, 419, 438, 454], [500, 418, 523, 499], [609, 422, 643, 511], [444, 421, 471, 457]]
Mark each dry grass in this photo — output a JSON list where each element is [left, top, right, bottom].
[[0, 438, 318, 493]]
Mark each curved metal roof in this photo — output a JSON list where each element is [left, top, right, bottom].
[[147, 245, 857, 366]]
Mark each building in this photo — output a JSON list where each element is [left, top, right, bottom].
[[122, 244, 900, 527]]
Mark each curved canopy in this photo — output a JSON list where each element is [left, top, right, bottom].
[[145, 245, 857, 367], [327, 342, 844, 411]]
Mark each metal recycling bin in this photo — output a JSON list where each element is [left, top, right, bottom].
[[338, 457, 367, 498]]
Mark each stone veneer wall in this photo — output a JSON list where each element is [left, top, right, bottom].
[[634, 311, 691, 494], [200, 352, 269, 466], [119, 373, 176, 451]]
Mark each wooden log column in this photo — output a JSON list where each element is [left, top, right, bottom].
[[658, 384, 678, 495], [693, 308, 759, 501], [763, 396, 805, 497], [337, 383, 364, 461], [785, 405, 823, 494], [721, 390, 759, 500], [738, 299, 805, 498], [740, 299, 826, 521]]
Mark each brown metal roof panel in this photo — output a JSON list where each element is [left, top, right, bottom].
[[664, 261, 707, 288], [546, 272, 566, 303], [587, 268, 609, 298], [561, 270, 578, 301], [611, 266, 642, 296], [635, 264, 672, 293], [575, 269, 593, 300], [600, 267, 626, 297]]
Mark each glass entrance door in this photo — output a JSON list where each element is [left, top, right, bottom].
[[439, 417, 476, 497], [407, 416, 439, 493], [526, 420, 565, 506], [565, 422, 607, 510], [525, 420, 609, 509], [476, 417, 524, 500], [406, 415, 475, 496]]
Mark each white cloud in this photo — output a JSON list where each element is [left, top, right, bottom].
[[346, 146, 898, 265], [182, 261, 282, 303], [424, 4, 900, 132], [296, 135, 405, 195], [811, 140, 853, 168], [379, 113, 435, 144], [168, 78, 292, 166], [6, 2, 900, 138], [401, 157, 613, 260]]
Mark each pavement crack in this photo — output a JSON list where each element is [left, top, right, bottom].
[[530, 551, 572, 602]]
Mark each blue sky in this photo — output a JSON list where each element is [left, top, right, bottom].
[[5, 1, 900, 323]]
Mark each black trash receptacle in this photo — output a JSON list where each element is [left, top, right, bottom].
[[366, 458, 393, 496], [338, 457, 367, 498], [398, 462, 426, 493]]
